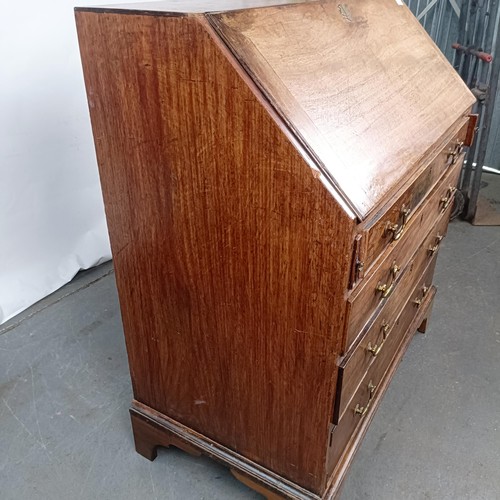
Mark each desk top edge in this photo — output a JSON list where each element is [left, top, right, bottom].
[[74, 0, 313, 15]]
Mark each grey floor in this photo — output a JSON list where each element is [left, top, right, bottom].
[[1, 220, 499, 500]]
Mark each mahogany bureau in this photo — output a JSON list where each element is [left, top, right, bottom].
[[75, 1, 476, 498]]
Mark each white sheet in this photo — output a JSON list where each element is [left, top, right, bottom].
[[0, 0, 129, 324]]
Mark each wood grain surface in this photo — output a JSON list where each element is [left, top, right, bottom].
[[76, 10, 354, 493], [208, 0, 476, 218]]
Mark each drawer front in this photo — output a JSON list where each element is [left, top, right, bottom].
[[362, 123, 467, 272], [334, 248, 440, 423], [345, 154, 463, 346], [329, 271, 437, 470]]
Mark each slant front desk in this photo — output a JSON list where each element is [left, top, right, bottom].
[[75, 1, 476, 498]]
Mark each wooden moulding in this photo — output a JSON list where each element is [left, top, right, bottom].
[[129, 401, 321, 500], [131, 282, 436, 500]]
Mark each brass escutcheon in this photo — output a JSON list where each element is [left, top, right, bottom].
[[428, 234, 444, 255], [376, 261, 400, 298], [447, 140, 464, 165], [354, 380, 377, 416], [440, 186, 457, 213], [386, 205, 411, 241], [367, 321, 390, 357], [413, 285, 429, 307]]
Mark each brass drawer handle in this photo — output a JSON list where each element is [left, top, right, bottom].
[[376, 261, 400, 298], [428, 234, 444, 255], [440, 186, 457, 212], [367, 321, 390, 357], [447, 140, 464, 165], [354, 380, 377, 417], [413, 285, 429, 307], [386, 205, 411, 241]]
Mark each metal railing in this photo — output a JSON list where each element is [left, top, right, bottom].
[[406, 0, 500, 220]]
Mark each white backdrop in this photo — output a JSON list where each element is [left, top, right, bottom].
[[0, 0, 129, 324]]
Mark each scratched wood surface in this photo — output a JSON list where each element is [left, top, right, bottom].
[[76, 11, 355, 493], [208, 0, 476, 219]]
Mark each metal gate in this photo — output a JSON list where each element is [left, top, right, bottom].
[[405, 0, 500, 220]]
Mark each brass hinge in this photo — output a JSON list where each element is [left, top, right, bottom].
[[329, 423, 336, 447], [355, 260, 364, 280], [349, 234, 364, 289]]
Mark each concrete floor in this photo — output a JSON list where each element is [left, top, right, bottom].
[[1, 220, 499, 500]]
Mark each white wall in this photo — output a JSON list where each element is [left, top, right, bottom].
[[0, 0, 128, 324]]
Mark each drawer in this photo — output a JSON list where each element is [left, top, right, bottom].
[[359, 121, 468, 274], [329, 277, 437, 469], [334, 252, 439, 424], [345, 153, 463, 346]]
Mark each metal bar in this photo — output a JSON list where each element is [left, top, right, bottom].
[[430, 0, 442, 39], [480, 0, 498, 82], [458, 1, 475, 190], [434, 1, 448, 51], [449, 0, 462, 16], [483, 166, 500, 174], [468, 2, 486, 87], [438, 0, 449, 39], [462, 0, 497, 198], [461, 2, 478, 81], [417, 0, 439, 20], [442, 5, 454, 59], [466, 3, 500, 220], [415, 0, 422, 18], [455, 0, 469, 72]]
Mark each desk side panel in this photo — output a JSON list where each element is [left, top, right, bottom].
[[76, 11, 354, 492]]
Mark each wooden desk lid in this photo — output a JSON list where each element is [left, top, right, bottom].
[[78, 0, 475, 220], [207, 0, 475, 219]]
